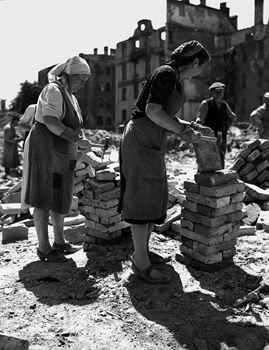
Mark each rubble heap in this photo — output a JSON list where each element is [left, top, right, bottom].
[[231, 139, 269, 189]]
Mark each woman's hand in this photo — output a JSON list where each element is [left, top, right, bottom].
[[78, 138, 92, 153], [180, 124, 201, 143]]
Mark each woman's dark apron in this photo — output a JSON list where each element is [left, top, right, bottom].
[[118, 90, 186, 223], [25, 82, 81, 214]]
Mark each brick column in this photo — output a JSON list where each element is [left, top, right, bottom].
[[176, 169, 245, 272]]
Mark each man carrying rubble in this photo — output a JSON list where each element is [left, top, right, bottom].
[[250, 92, 269, 139]]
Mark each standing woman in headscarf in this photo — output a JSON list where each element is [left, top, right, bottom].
[[21, 56, 92, 263], [118, 40, 210, 284]]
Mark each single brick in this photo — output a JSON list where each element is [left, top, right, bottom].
[[258, 139, 269, 151], [193, 140, 223, 173], [246, 149, 261, 162], [184, 181, 199, 193], [256, 160, 269, 173], [180, 245, 223, 264], [199, 181, 245, 198], [193, 221, 239, 237], [241, 169, 259, 182], [230, 158, 245, 171], [185, 191, 230, 208], [194, 169, 238, 187], [237, 147, 252, 159], [193, 238, 237, 256], [181, 208, 227, 228], [256, 169, 269, 184], [197, 202, 242, 218], [243, 139, 261, 150], [238, 163, 255, 177], [180, 227, 224, 246]]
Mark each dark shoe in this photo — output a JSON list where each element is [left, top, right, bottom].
[[148, 251, 171, 264], [131, 262, 170, 284], [52, 242, 82, 255], [37, 249, 69, 263]]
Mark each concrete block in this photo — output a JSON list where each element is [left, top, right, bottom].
[[2, 223, 28, 243], [64, 223, 85, 244]]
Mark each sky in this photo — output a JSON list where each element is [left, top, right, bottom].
[[0, 0, 268, 106]]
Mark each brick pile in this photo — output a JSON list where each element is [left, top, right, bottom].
[[176, 169, 245, 271], [230, 139, 269, 189], [74, 150, 130, 251]]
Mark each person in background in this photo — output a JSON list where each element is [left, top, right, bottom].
[[21, 55, 92, 263], [2, 115, 21, 179], [250, 92, 269, 139], [118, 40, 210, 284], [196, 82, 236, 168], [19, 104, 37, 148]]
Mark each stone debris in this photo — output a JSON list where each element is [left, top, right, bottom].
[[230, 139, 269, 188]]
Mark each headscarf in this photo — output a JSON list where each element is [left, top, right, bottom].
[[170, 40, 204, 63], [48, 56, 91, 83]]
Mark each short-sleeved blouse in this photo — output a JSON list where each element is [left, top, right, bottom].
[[35, 83, 83, 127], [131, 65, 177, 120]]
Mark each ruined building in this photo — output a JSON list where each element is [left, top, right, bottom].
[[38, 0, 268, 131], [115, 0, 269, 130]]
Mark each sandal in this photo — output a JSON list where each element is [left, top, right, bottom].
[[148, 251, 171, 264], [37, 249, 69, 263], [131, 262, 170, 284], [52, 242, 82, 255]]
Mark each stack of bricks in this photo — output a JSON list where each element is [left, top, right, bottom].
[[74, 150, 130, 251], [176, 170, 245, 271], [176, 131, 245, 271], [230, 139, 269, 189]]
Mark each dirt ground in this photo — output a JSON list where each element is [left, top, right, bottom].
[[0, 141, 269, 350]]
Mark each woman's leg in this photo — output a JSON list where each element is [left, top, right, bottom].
[[50, 210, 65, 245], [33, 207, 52, 254], [132, 223, 150, 271], [146, 223, 155, 253]]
